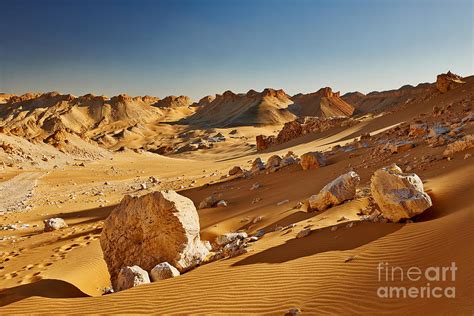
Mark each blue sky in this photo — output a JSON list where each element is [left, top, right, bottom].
[[1, 0, 472, 100]]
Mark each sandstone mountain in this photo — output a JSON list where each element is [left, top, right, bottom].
[[341, 83, 434, 113], [289, 87, 355, 117], [182, 88, 297, 127]]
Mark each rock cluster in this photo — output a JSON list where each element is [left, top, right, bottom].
[[256, 116, 357, 150]]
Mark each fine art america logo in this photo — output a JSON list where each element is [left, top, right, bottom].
[[377, 262, 457, 299]]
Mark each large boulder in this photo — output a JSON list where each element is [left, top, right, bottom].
[[370, 164, 432, 222], [116, 265, 150, 291], [308, 171, 360, 211], [300, 152, 326, 170], [100, 190, 209, 289], [43, 218, 68, 232], [150, 262, 180, 281]]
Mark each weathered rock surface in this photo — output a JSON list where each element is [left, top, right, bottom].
[[198, 194, 218, 209], [116, 265, 150, 291], [436, 71, 464, 93], [370, 165, 432, 222], [100, 190, 209, 288], [256, 116, 357, 151], [43, 217, 68, 232], [266, 155, 282, 169], [300, 152, 326, 170], [215, 232, 248, 246], [309, 171, 360, 211], [228, 166, 243, 176], [251, 158, 265, 173], [150, 262, 180, 281], [443, 134, 474, 156]]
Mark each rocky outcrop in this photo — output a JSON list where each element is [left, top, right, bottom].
[[290, 87, 355, 117], [308, 171, 360, 211], [370, 165, 432, 222], [436, 71, 464, 93], [300, 152, 326, 170], [256, 116, 357, 151], [443, 134, 473, 156], [155, 95, 192, 108], [43, 218, 68, 232], [100, 190, 209, 288], [150, 262, 180, 281], [116, 265, 150, 291]]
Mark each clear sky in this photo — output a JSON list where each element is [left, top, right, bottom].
[[1, 0, 472, 100]]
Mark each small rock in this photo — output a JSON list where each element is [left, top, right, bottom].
[[43, 218, 68, 232], [150, 262, 180, 282], [116, 265, 150, 291], [285, 307, 301, 316], [296, 228, 311, 238], [216, 200, 228, 207], [300, 151, 326, 170]]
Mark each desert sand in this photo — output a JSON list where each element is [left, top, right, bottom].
[[0, 72, 473, 314]]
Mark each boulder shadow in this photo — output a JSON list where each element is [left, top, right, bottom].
[[0, 279, 89, 307], [232, 221, 403, 266]]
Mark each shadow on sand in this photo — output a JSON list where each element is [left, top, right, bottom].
[[0, 279, 89, 307], [232, 221, 403, 266]]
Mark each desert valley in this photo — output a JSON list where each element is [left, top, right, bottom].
[[0, 70, 472, 314]]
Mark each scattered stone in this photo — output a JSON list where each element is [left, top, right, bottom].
[[296, 228, 311, 238], [254, 229, 265, 238], [308, 171, 360, 211], [266, 155, 282, 169], [43, 218, 68, 232], [388, 141, 415, 154], [140, 183, 147, 190], [149, 176, 160, 184], [285, 308, 301, 316], [330, 226, 338, 232], [337, 216, 349, 222], [300, 151, 326, 170], [215, 232, 248, 246], [251, 158, 265, 173], [198, 195, 218, 209], [216, 200, 228, 207], [370, 164, 432, 222], [116, 265, 150, 291], [228, 166, 243, 176], [150, 262, 180, 281], [250, 183, 260, 190], [252, 215, 263, 224], [100, 190, 209, 288]]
